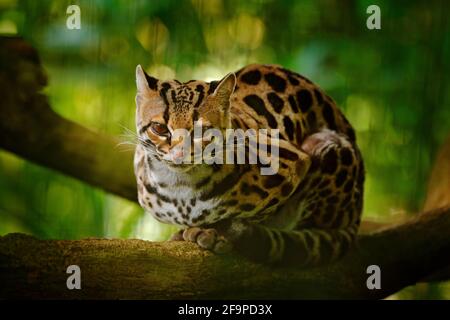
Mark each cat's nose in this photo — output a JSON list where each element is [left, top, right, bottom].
[[170, 148, 185, 163]]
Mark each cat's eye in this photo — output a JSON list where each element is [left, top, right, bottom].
[[150, 122, 169, 136]]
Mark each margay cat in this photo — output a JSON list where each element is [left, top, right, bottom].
[[134, 64, 364, 266]]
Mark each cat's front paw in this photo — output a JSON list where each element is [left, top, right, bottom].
[[182, 227, 232, 254], [169, 229, 184, 241]]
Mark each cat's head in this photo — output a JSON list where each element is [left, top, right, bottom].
[[135, 65, 236, 171]]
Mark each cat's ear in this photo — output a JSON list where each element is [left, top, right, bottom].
[[199, 73, 236, 127], [212, 72, 236, 108], [136, 65, 159, 94]]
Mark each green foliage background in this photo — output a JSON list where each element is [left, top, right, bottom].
[[0, 0, 449, 299]]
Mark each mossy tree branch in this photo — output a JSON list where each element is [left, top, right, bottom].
[[0, 206, 449, 299], [0, 36, 136, 202]]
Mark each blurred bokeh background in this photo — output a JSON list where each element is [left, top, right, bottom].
[[0, 0, 449, 298]]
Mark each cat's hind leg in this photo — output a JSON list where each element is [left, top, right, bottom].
[[228, 129, 365, 266]]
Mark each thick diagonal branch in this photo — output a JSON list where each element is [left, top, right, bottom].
[[0, 36, 136, 201]]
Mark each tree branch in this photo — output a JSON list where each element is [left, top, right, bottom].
[[0, 206, 449, 299], [0, 36, 136, 201], [1, 36, 449, 299]]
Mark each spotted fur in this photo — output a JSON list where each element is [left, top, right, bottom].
[[134, 64, 364, 266]]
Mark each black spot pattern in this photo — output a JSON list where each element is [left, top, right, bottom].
[[241, 70, 262, 85], [240, 204, 256, 211], [199, 167, 242, 201], [288, 95, 299, 113], [347, 127, 356, 142], [243, 95, 278, 128], [357, 163, 365, 189], [267, 92, 284, 113], [314, 88, 324, 105], [241, 182, 269, 198], [306, 111, 317, 130], [340, 148, 353, 166], [335, 169, 348, 188], [319, 188, 332, 197], [160, 82, 171, 122], [144, 73, 158, 90], [322, 148, 338, 174], [279, 68, 302, 85], [144, 183, 156, 194], [265, 73, 287, 92], [279, 147, 299, 161], [296, 89, 313, 113], [196, 176, 211, 189], [322, 101, 337, 130], [281, 183, 293, 197], [287, 75, 299, 85], [308, 157, 320, 173], [344, 179, 354, 193], [295, 121, 303, 143], [283, 116, 295, 140], [222, 199, 238, 206], [208, 81, 219, 94], [263, 174, 285, 188], [193, 85, 205, 109]]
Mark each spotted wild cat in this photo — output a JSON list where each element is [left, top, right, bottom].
[[134, 64, 364, 266]]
